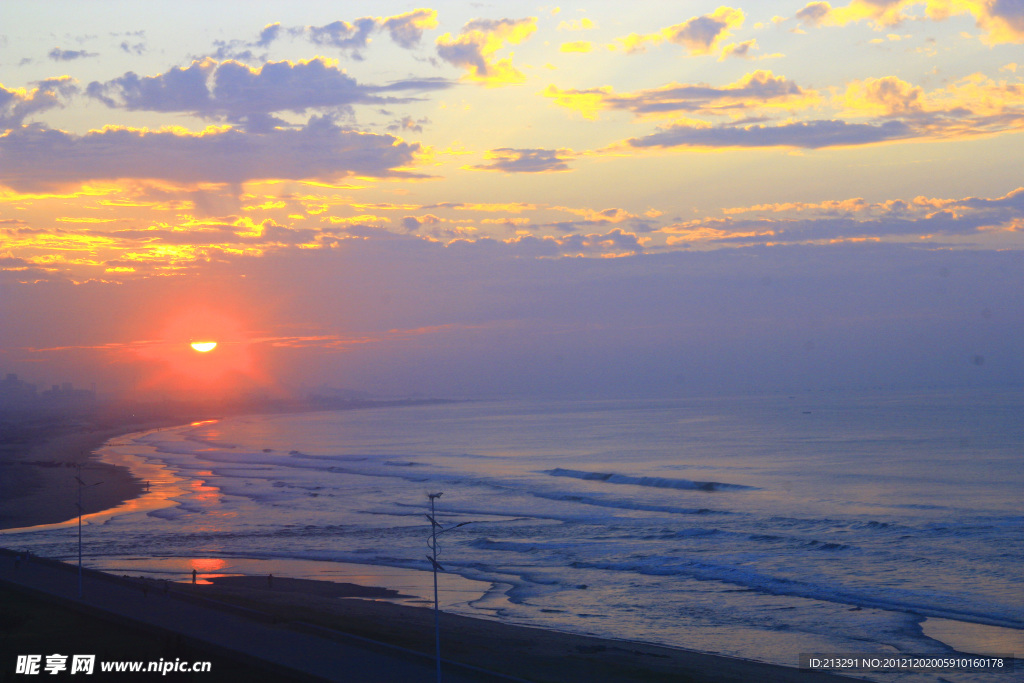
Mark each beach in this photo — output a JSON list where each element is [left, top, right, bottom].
[[0, 417, 857, 682], [0, 419, 146, 531], [0, 550, 853, 683]]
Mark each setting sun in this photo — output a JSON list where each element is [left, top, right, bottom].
[[190, 341, 218, 353]]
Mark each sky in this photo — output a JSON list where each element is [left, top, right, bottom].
[[1, 0, 1022, 399]]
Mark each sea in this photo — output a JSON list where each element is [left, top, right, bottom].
[[5, 390, 1023, 682]]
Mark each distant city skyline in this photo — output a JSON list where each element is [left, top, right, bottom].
[[1, 2, 1021, 398]]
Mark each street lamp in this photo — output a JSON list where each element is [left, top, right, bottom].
[[424, 492, 470, 683], [75, 464, 102, 598]]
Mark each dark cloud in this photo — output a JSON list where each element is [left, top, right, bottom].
[[119, 40, 146, 55], [87, 58, 449, 126], [629, 119, 914, 149], [0, 116, 422, 191], [387, 115, 429, 133], [256, 23, 282, 48], [472, 148, 576, 173], [86, 59, 214, 112], [305, 10, 437, 57], [48, 47, 97, 61], [308, 18, 377, 57]]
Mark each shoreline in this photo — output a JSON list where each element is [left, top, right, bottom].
[[0, 548, 852, 682], [0, 420, 170, 531], [0, 397, 454, 532]]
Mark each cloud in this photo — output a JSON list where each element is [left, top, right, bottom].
[[560, 41, 593, 53], [839, 75, 924, 115], [87, 58, 451, 128], [119, 40, 146, 55], [1, 77, 77, 128], [836, 73, 1024, 135], [514, 228, 644, 256], [627, 118, 914, 149], [387, 115, 430, 133], [436, 17, 538, 86], [307, 18, 378, 56], [665, 186, 1024, 245], [611, 7, 745, 56], [256, 23, 282, 48], [0, 116, 422, 192], [48, 47, 98, 61], [557, 18, 596, 31], [604, 71, 1024, 152], [306, 9, 438, 56], [470, 148, 576, 173], [544, 70, 817, 120], [381, 9, 441, 49], [719, 38, 759, 60], [796, 0, 1024, 44]]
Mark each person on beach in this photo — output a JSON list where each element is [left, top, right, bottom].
[[192, 569, 197, 585], [268, 573, 273, 589]]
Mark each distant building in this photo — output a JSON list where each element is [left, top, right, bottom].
[[0, 373, 38, 407], [40, 381, 96, 409]]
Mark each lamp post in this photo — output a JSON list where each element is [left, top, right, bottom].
[[424, 492, 470, 683], [75, 464, 102, 598]]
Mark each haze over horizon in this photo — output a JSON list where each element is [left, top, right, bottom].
[[1, 1, 1022, 400]]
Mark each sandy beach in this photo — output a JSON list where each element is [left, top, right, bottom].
[[0, 419, 856, 682], [0, 420, 148, 531]]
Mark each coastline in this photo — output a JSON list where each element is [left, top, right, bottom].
[[0, 549, 853, 683], [0, 421, 159, 531], [0, 411, 854, 682], [0, 397, 451, 532]]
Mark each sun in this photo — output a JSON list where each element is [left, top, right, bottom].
[[190, 341, 218, 353]]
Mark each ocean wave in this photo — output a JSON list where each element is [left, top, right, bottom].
[[571, 556, 1024, 630], [542, 468, 756, 492]]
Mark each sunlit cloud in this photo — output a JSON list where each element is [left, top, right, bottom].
[[436, 17, 538, 86], [610, 7, 745, 56], [557, 18, 596, 32], [544, 70, 818, 120], [796, 1, 1024, 44], [1, 77, 77, 128], [559, 41, 593, 53]]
